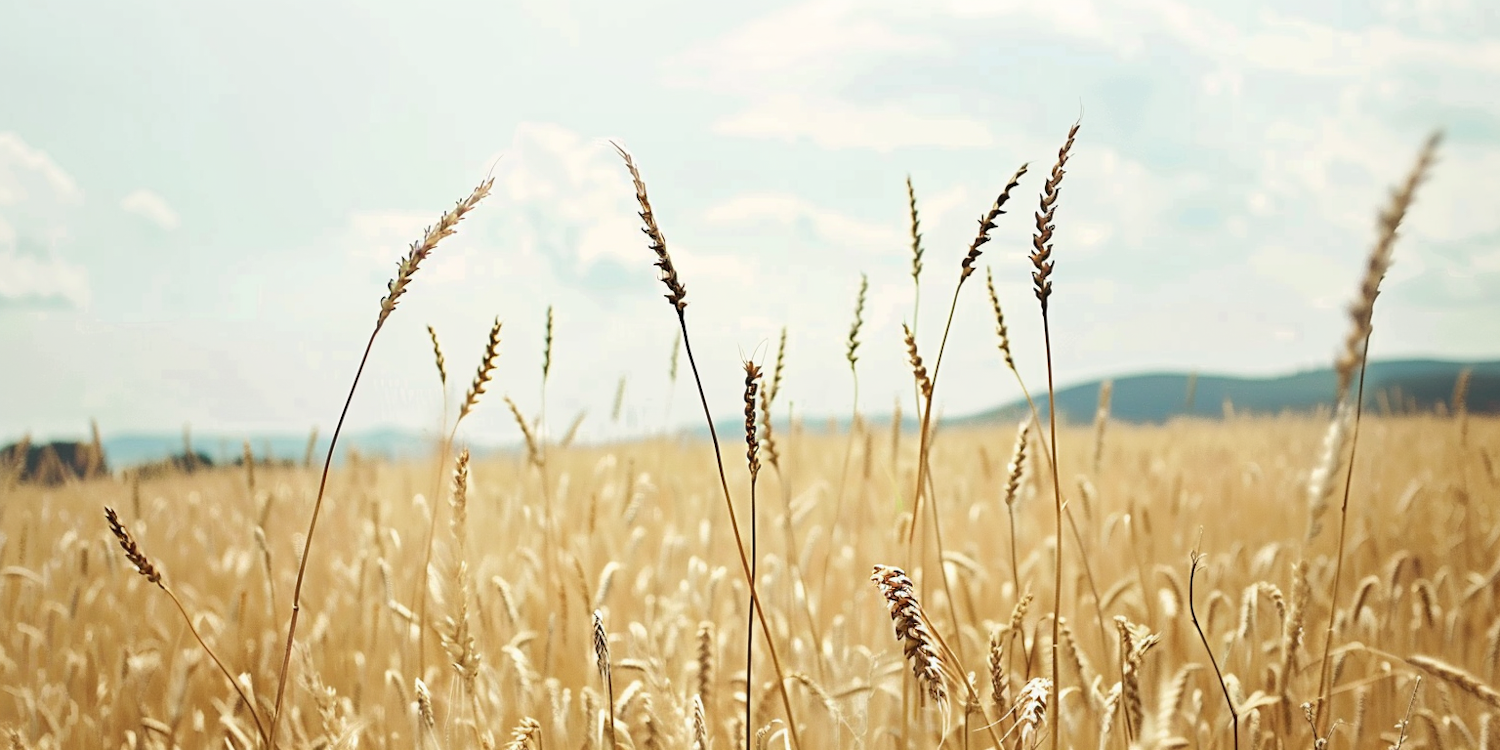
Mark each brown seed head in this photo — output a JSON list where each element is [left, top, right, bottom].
[[902, 324, 933, 400], [426, 325, 447, 387], [592, 610, 611, 683], [1004, 420, 1030, 508], [542, 305, 555, 382], [1031, 120, 1080, 312], [612, 141, 687, 313], [460, 318, 504, 422], [871, 564, 948, 707], [960, 162, 1029, 282], [104, 506, 162, 587], [744, 361, 762, 478], [846, 273, 868, 369], [984, 266, 1015, 372], [907, 175, 923, 283]]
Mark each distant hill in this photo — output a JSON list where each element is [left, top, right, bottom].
[[12, 360, 1495, 472], [954, 358, 1500, 426]]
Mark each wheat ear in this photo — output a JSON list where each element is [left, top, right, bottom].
[[419, 315, 503, 678], [743, 359, 763, 750], [823, 273, 868, 608], [271, 176, 492, 747], [105, 507, 269, 747], [1030, 118, 1079, 750], [1313, 131, 1442, 734], [427, 323, 448, 427], [612, 141, 801, 749], [594, 610, 617, 750]]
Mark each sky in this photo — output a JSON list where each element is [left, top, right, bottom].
[[2, 0, 1498, 446]]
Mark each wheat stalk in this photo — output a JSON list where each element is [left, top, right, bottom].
[[1029, 117, 1079, 750], [743, 359, 763, 750], [270, 175, 493, 748], [823, 272, 869, 607], [419, 315, 504, 677], [612, 141, 801, 750], [1313, 131, 1442, 735], [105, 507, 269, 747]]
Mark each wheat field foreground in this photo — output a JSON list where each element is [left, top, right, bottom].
[[1, 414, 1497, 749], [3, 129, 1493, 750]]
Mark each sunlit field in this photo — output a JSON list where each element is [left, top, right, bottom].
[[4, 415, 1498, 749], [4, 130, 1496, 750]]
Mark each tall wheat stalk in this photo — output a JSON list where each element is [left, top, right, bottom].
[[269, 176, 493, 747], [612, 141, 802, 750], [1312, 130, 1442, 733], [743, 360, 763, 750], [985, 266, 1111, 657], [1027, 119, 1080, 750]]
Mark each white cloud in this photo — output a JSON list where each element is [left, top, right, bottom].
[[0, 132, 82, 207], [0, 250, 90, 308], [0, 132, 89, 308], [498, 123, 651, 269], [714, 96, 994, 152], [704, 192, 900, 247], [120, 189, 181, 231]]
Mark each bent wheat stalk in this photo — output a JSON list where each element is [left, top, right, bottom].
[[269, 176, 493, 747], [105, 507, 270, 748]]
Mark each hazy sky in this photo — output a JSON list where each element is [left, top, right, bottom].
[[2, 0, 1498, 444]]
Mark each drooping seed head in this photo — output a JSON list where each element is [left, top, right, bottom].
[[426, 324, 447, 387], [104, 507, 162, 588], [984, 267, 1016, 372], [592, 610, 611, 683], [871, 564, 948, 707]]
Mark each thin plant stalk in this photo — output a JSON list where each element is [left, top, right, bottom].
[[1190, 550, 1239, 750], [1028, 118, 1079, 750], [269, 176, 493, 747], [613, 141, 802, 749], [901, 165, 1030, 695], [1312, 131, 1441, 734], [105, 507, 270, 748], [743, 360, 763, 750], [418, 316, 503, 679], [987, 266, 1111, 657], [822, 273, 867, 623]]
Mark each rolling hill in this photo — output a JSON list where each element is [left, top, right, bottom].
[[952, 358, 1500, 426]]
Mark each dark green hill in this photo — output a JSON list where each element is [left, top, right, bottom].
[[955, 358, 1500, 426]]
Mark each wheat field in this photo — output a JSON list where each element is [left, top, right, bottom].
[[3, 128, 1496, 750]]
